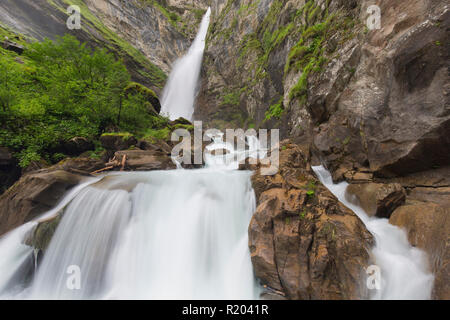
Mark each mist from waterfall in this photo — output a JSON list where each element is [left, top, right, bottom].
[[160, 7, 211, 121], [312, 166, 434, 300]]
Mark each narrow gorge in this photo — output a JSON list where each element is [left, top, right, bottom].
[[0, 0, 448, 301]]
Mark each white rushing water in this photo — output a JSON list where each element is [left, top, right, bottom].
[[0, 138, 262, 299], [160, 7, 211, 120], [312, 166, 434, 299]]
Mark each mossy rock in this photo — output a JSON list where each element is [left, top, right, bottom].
[[124, 82, 161, 113], [100, 133, 137, 151], [25, 214, 62, 252]]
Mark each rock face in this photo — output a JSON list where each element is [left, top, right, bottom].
[[249, 141, 374, 299], [62, 137, 95, 156], [313, 0, 449, 179], [346, 183, 406, 218], [196, 0, 449, 180], [0, 170, 83, 237], [83, 0, 196, 74]]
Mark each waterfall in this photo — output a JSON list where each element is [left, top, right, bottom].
[[312, 166, 434, 299], [0, 145, 262, 299], [160, 7, 211, 121]]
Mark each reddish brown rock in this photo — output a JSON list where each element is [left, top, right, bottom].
[[0, 170, 83, 236], [249, 142, 373, 300], [346, 183, 406, 218]]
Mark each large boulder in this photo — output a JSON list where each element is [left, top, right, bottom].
[[50, 157, 105, 175], [62, 137, 94, 156], [24, 214, 62, 253], [114, 149, 176, 171], [0, 170, 83, 236], [100, 133, 137, 152], [346, 183, 406, 218], [249, 141, 374, 299]]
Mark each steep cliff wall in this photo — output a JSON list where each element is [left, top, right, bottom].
[[196, 0, 449, 179]]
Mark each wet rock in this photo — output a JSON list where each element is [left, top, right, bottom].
[[137, 139, 173, 155], [0, 170, 83, 236], [24, 214, 62, 252], [346, 183, 406, 218], [114, 149, 176, 171], [249, 141, 374, 299]]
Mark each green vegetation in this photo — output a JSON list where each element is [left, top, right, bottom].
[[265, 98, 284, 121], [306, 180, 317, 198], [0, 34, 169, 167]]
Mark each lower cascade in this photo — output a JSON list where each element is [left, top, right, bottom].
[[313, 166, 434, 299], [0, 166, 262, 299]]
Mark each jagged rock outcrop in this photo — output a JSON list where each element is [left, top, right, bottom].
[[249, 141, 374, 299], [83, 0, 196, 74]]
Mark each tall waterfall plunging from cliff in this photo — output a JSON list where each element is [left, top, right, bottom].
[[160, 7, 211, 120], [312, 166, 434, 300]]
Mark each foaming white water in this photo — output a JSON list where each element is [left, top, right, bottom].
[[28, 187, 132, 299], [104, 169, 260, 299], [204, 132, 267, 170], [12, 169, 260, 299], [160, 8, 211, 120], [0, 177, 101, 298], [312, 165, 434, 300], [0, 152, 261, 299]]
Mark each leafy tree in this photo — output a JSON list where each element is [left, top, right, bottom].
[[0, 34, 167, 167]]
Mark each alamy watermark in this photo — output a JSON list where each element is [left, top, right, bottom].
[[366, 5, 381, 30], [366, 265, 381, 290], [66, 265, 81, 290], [67, 5, 81, 30]]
